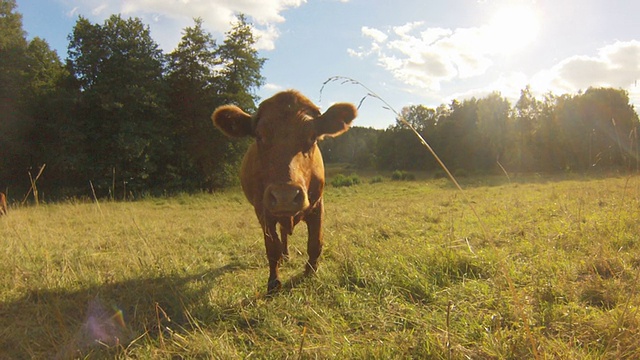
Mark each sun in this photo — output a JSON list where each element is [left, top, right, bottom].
[[487, 4, 540, 54]]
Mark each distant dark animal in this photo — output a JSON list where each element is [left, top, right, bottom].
[[0, 192, 6, 216], [212, 90, 357, 292]]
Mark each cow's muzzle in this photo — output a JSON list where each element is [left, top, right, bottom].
[[264, 183, 309, 216]]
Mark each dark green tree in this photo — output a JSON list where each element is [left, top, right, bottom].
[[166, 18, 224, 190], [437, 99, 481, 172], [513, 85, 540, 171], [207, 14, 266, 188], [0, 0, 29, 191], [319, 127, 379, 168], [399, 105, 436, 133], [532, 93, 562, 171], [564, 87, 640, 171], [476, 92, 510, 170], [21, 37, 79, 195], [68, 15, 171, 196], [376, 126, 428, 171], [214, 14, 266, 110], [398, 105, 438, 170], [167, 15, 266, 190]]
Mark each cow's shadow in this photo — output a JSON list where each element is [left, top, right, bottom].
[[0, 262, 246, 359]]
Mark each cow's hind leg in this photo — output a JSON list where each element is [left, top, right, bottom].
[[305, 200, 324, 275]]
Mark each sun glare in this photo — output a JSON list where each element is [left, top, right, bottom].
[[487, 4, 539, 54]]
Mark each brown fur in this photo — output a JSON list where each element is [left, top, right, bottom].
[[212, 90, 357, 292], [0, 192, 7, 216]]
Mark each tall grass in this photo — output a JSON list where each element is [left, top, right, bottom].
[[1, 175, 640, 358]]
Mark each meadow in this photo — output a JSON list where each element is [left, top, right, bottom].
[[1, 172, 640, 359]]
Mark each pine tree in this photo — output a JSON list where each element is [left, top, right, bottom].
[[214, 14, 266, 111], [166, 18, 222, 190]]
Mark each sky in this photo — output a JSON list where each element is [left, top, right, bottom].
[[15, 0, 640, 129]]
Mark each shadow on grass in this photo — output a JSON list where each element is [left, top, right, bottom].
[[0, 262, 246, 359]]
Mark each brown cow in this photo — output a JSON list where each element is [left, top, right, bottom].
[[212, 90, 357, 292], [0, 192, 6, 216]]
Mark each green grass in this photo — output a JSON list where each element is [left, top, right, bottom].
[[2, 174, 640, 359]]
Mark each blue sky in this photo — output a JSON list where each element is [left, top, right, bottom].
[[16, 0, 640, 129]]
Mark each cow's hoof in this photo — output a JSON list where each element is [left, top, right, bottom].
[[305, 262, 318, 275], [267, 279, 282, 293]]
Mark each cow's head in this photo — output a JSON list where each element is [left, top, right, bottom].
[[212, 91, 357, 217]]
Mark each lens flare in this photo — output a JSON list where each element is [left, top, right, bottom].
[[57, 298, 129, 357]]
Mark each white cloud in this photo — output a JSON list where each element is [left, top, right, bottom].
[[263, 83, 284, 91], [354, 23, 497, 91], [531, 40, 640, 96], [352, 15, 640, 111], [448, 72, 529, 103], [351, 4, 540, 93], [63, 0, 307, 51], [66, 6, 79, 17], [448, 41, 640, 107], [362, 26, 387, 43], [393, 21, 424, 38], [92, 4, 108, 16], [116, 0, 304, 26], [252, 24, 280, 51]]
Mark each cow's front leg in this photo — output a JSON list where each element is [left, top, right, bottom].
[[264, 222, 283, 292], [305, 199, 324, 275], [279, 223, 290, 261]]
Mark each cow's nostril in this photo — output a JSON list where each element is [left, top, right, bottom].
[[269, 192, 278, 208], [293, 190, 303, 205]]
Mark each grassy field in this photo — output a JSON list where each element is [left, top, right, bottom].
[[1, 173, 640, 359]]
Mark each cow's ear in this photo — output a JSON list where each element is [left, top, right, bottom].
[[212, 105, 254, 137], [315, 103, 357, 138]]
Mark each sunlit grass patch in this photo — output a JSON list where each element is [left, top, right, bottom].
[[2, 175, 640, 358]]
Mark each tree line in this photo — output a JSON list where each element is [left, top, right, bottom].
[[321, 86, 640, 176], [1, 0, 263, 199], [2, 0, 639, 202]]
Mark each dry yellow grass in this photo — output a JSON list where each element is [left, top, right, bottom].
[[1, 174, 640, 359]]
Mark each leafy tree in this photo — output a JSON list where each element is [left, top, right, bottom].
[[438, 99, 482, 172], [513, 85, 541, 171], [399, 105, 436, 133], [319, 126, 379, 168], [476, 92, 510, 170], [556, 87, 640, 171], [533, 93, 563, 171], [21, 37, 78, 194], [166, 18, 224, 190], [167, 15, 266, 190], [0, 0, 26, 93], [376, 126, 429, 171], [398, 105, 438, 170], [214, 14, 266, 110], [0, 0, 29, 190], [68, 15, 171, 195], [208, 14, 266, 188]]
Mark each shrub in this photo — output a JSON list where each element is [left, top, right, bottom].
[[331, 173, 361, 187], [432, 170, 447, 179], [369, 176, 383, 184], [453, 168, 469, 178], [391, 170, 415, 181], [403, 172, 416, 181]]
